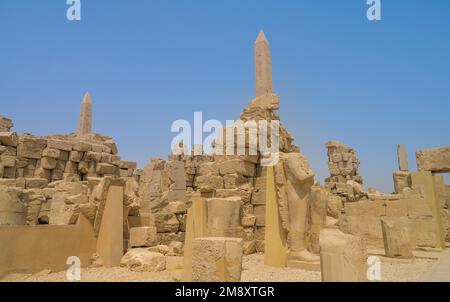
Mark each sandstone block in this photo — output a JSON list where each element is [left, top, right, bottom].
[[96, 163, 118, 175], [130, 227, 158, 247], [223, 173, 248, 189], [42, 148, 61, 159], [120, 249, 166, 272], [155, 213, 180, 233], [41, 157, 57, 170], [381, 216, 413, 259], [69, 151, 84, 162], [219, 159, 255, 177], [207, 197, 241, 237], [0, 186, 29, 225], [1, 154, 16, 168], [72, 141, 92, 152], [46, 139, 73, 151], [25, 178, 48, 189], [17, 137, 47, 159], [195, 175, 223, 192], [192, 237, 243, 282], [416, 146, 450, 173], [0, 132, 18, 146], [319, 229, 367, 282]]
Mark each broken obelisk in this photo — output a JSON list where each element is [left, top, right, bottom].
[[254, 30, 273, 97], [77, 92, 92, 136]]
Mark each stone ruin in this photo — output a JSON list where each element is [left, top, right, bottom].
[[0, 31, 449, 282]]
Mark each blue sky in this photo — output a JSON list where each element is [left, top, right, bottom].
[[1, 0, 449, 192]]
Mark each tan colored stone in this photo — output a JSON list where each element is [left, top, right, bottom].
[[319, 229, 367, 282], [416, 146, 450, 173], [130, 227, 158, 247], [219, 159, 255, 177], [192, 237, 243, 282], [207, 197, 241, 237], [0, 132, 18, 147], [120, 249, 165, 272], [381, 216, 413, 259]]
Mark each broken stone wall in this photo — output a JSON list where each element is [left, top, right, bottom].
[[339, 188, 441, 248], [324, 141, 365, 203]]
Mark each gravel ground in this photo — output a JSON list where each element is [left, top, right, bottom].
[[1, 253, 437, 282]]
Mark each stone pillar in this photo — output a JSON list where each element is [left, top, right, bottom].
[[397, 144, 409, 171], [319, 229, 367, 282], [264, 165, 287, 267], [96, 184, 124, 267], [254, 30, 273, 97], [206, 197, 241, 237], [77, 92, 92, 136], [182, 196, 208, 281], [381, 216, 413, 259], [410, 171, 446, 249], [192, 237, 243, 282]]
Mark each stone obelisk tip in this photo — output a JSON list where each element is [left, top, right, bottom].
[[255, 30, 268, 44], [82, 92, 92, 104]]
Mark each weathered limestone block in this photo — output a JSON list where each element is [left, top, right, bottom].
[[168, 241, 184, 256], [118, 160, 137, 171], [0, 132, 18, 146], [0, 116, 14, 132], [0, 154, 16, 168], [69, 151, 84, 162], [381, 216, 413, 259], [25, 178, 48, 189], [155, 213, 180, 233], [17, 137, 47, 159], [168, 201, 187, 214], [0, 186, 29, 225], [197, 162, 219, 176], [223, 173, 248, 189], [41, 157, 57, 170], [192, 237, 243, 282], [72, 141, 92, 152], [219, 159, 255, 177], [195, 175, 223, 192], [84, 151, 102, 162], [46, 139, 73, 152], [96, 163, 118, 175], [416, 146, 450, 173], [120, 249, 166, 272], [215, 186, 252, 203], [3, 167, 16, 178], [26, 194, 46, 225], [42, 148, 60, 159], [207, 197, 241, 237], [319, 229, 367, 282], [104, 140, 118, 155], [393, 171, 410, 194], [130, 226, 158, 247], [241, 215, 256, 227]]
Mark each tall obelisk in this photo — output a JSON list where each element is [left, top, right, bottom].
[[254, 30, 273, 97], [77, 92, 92, 136]]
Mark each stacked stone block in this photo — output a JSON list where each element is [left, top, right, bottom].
[[325, 141, 364, 202]]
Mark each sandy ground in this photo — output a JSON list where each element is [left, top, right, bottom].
[[1, 251, 439, 282]]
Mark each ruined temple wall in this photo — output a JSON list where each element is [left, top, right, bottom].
[[339, 189, 441, 248]]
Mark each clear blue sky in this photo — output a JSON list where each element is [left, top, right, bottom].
[[1, 1, 449, 192]]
